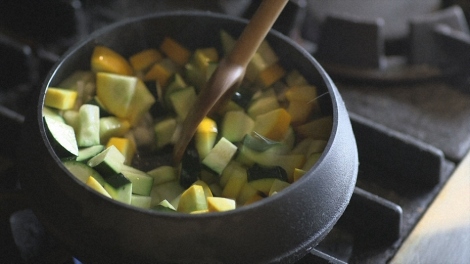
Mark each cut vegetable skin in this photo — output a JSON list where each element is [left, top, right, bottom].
[[268, 179, 290, 196], [96, 72, 137, 119], [202, 137, 238, 175], [91, 45, 133, 76], [62, 110, 80, 134], [207, 197, 236, 212], [45, 87, 78, 110], [294, 116, 333, 140], [99, 116, 131, 144], [154, 117, 177, 149], [44, 116, 79, 158], [126, 80, 156, 126], [120, 165, 154, 196], [128, 48, 163, 72], [76, 144, 105, 163], [77, 104, 100, 147], [293, 168, 307, 182], [177, 184, 208, 213], [248, 178, 276, 196], [150, 180, 185, 208], [130, 194, 152, 209], [252, 108, 291, 141], [106, 137, 135, 165], [257, 62, 285, 87], [86, 176, 111, 198], [221, 166, 247, 200], [144, 58, 178, 86], [87, 145, 125, 177], [237, 183, 259, 205], [195, 117, 218, 159], [168, 87, 197, 120], [193, 180, 213, 198], [221, 111, 254, 143], [236, 145, 305, 182], [160, 37, 191, 66], [104, 173, 132, 204], [43, 106, 65, 123], [63, 160, 105, 186], [247, 91, 280, 118], [147, 166, 177, 185]]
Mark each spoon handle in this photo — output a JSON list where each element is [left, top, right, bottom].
[[228, 0, 289, 68]]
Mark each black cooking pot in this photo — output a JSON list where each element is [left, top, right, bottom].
[[18, 11, 358, 264]]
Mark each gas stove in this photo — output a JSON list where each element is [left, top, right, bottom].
[[1, 1, 469, 263]]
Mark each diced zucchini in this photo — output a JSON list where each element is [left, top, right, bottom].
[[44, 116, 79, 158], [192, 180, 213, 198], [220, 160, 245, 188], [221, 166, 247, 200], [153, 199, 176, 212], [237, 183, 259, 205], [130, 194, 152, 209], [247, 164, 288, 182], [106, 137, 135, 165], [168, 87, 197, 120], [76, 144, 105, 163], [43, 106, 64, 123], [86, 176, 111, 198], [195, 117, 218, 159], [236, 145, 305, 182], [45, 87, 78, 110], [202, 137, 238, 175], [87, 145, 125, 177], [147, 166, 177, 185], [207, 197, 236, 212], [120, 165, 154, 196], [268, 179, 290, 196], [96, 72, 138, 119], [62, 110, 80, 134], [248, 178, 276, 196], [154, 117, 178, 149], [63, 160, 105, 186], [294, 116, 333, 140], [221, 111, 254, 143], [247, 92, 280, 119], [252, 108, 291, 141], [77, 104, 100, 147], [177, 185, 208, 213], [293, 168, 307, 182], [104, 173, 132, 204], [150, 181, 185, 207], [126, 80, 156, 126], [99, 116, 131, 144]]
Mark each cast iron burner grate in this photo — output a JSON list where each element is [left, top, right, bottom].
[[1, 1, 470, 263]]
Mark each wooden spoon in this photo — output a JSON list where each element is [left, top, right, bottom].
[[173, 0, 289, 164]]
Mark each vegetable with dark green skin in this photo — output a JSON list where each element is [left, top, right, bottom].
[[179, 140, 201, 189], [247, 163, 288, 182]]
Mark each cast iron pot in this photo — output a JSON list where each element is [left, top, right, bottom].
[[18, 11, 358, 264]]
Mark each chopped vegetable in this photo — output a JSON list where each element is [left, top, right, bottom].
[[46, 32, 333, 213]]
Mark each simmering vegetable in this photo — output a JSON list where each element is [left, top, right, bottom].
[[43, 32, 332, 213]]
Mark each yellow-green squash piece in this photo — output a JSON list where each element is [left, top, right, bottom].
[[96, 72, 138, 119], [177, 185, 208, 213], [207, 197, 236, 212]]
